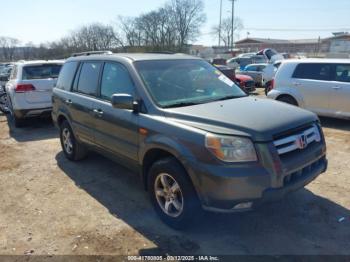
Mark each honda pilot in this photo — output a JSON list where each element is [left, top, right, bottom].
[[52, 51, 327, 229]]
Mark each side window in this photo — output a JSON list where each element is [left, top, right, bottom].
[[100, 62, 134, 101], [335, 64, 350, 83], [77, 62, 102, 96], [10, 66, 18, 80], [56, 62, 78, 91], [293, 63, 331, 81]]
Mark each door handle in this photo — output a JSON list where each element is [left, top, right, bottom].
[[65, 99, 73, 105], [293, 82, 301, 86], [332, 86, 341, 89], [93, 109, 104, 117]]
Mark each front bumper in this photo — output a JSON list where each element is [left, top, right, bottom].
[[187, 141, 327, 213]]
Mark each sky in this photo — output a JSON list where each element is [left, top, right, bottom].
[[0, 0, 350, 46]]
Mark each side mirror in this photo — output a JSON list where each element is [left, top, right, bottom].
[[111, 94, 138, 111]]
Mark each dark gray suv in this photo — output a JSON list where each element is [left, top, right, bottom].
[[52, 51, 327, 229]]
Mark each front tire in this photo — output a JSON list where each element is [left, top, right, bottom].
[[277, 95, 298, 106], [148, 157, 201, 230], [60, 121, 88, 161]]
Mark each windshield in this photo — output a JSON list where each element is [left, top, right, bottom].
[[135, 59, 246, 108]]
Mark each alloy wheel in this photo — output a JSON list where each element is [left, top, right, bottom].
[[154, 173, 184, 218]]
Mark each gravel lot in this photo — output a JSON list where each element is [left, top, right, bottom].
[[0, 91, 349, 256]]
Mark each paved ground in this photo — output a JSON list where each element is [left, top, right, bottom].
[[0, 90, 349, 256]]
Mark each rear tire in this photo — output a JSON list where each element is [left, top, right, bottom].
[[148, 157, 201, 230], [60, 120, 88, 161], [277, 95, 298, 106]]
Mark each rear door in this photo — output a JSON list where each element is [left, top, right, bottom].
[[21, 64, 62, 104], [329, 64, 350, 117], [291, 63, 332, 114], [92, 62, 139, 163], [69, 61, 103, 144]]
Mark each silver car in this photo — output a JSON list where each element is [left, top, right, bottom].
[[267, 59, 350, 119]]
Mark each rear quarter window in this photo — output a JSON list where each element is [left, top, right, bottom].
[[292, 63, 331, 81], [56, 62, 79, 91], [22, 64, 62, 80]]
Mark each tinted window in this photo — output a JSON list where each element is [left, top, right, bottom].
[[22, 64, 62, 80], [56, 62, 78, 91], [77, 62, 102, 96], [100, 63, 134, 101], [335, 64, 350, 83], [293, 63, 331, 81]]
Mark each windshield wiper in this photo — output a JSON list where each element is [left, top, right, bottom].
[[163, 101, 201, 108], [211, 95, 246, 102]]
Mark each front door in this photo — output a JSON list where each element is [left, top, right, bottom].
[[92, 62, 139, 163]]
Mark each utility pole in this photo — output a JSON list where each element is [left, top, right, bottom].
[[229, 0, 237, 50], [219, 0, 223, 46]]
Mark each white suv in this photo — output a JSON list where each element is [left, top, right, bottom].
[[267, 59, 350, 119], [6, 60, 63, 127]]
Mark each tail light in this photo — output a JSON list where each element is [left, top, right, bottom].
[[15, 84, 36, 93]]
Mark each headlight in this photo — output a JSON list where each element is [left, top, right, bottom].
[[205, 133, 257, 163]]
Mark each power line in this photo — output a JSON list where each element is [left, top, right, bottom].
[[244, 27, 350, 32]]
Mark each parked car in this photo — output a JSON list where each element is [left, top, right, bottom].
[[263, 61, 283, 95], [5, 60, 63, 127], [267, 59, 350, 119], [214, 65, 256, 93], [257, 48, 284, 63], [52, 52, 327, 229], [0, 65, 13, 88], [239, 63, 268, 86], [227, 54, 267, 70]]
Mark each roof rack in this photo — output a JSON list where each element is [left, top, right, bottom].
[[71, 51, 113, 57], [146, 51, 175, 54]]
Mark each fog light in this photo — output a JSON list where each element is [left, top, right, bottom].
[[233, 202, 253, 210]]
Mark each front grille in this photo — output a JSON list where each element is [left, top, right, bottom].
[[274, 124, 321, 155], [283, 157, 325, 186]]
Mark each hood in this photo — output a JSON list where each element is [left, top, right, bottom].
[[163, 97, 317, 142]]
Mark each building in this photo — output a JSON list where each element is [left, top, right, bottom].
[[327, 33, 350, 53], [234, 38, 324, 54], [234, 33, 350, 56]]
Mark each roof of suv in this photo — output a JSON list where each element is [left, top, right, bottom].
[[67, 53, 200, 62], [16, 60, 64, 66]]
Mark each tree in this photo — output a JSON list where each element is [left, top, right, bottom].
[[168, 0, 206, 50], [116, 0, 206, 51], [0, 37, 20, 61], [212, 17, 243, 47]]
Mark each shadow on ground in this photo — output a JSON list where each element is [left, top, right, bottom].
[[6, 115, 58, 142], [55, 152, 350, 255], [320, 116, 350, 132]]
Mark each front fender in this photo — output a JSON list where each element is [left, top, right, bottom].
[[139, 134, 204, 199]]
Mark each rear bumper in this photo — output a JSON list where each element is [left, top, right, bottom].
[[13, 108, 52, 119]]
